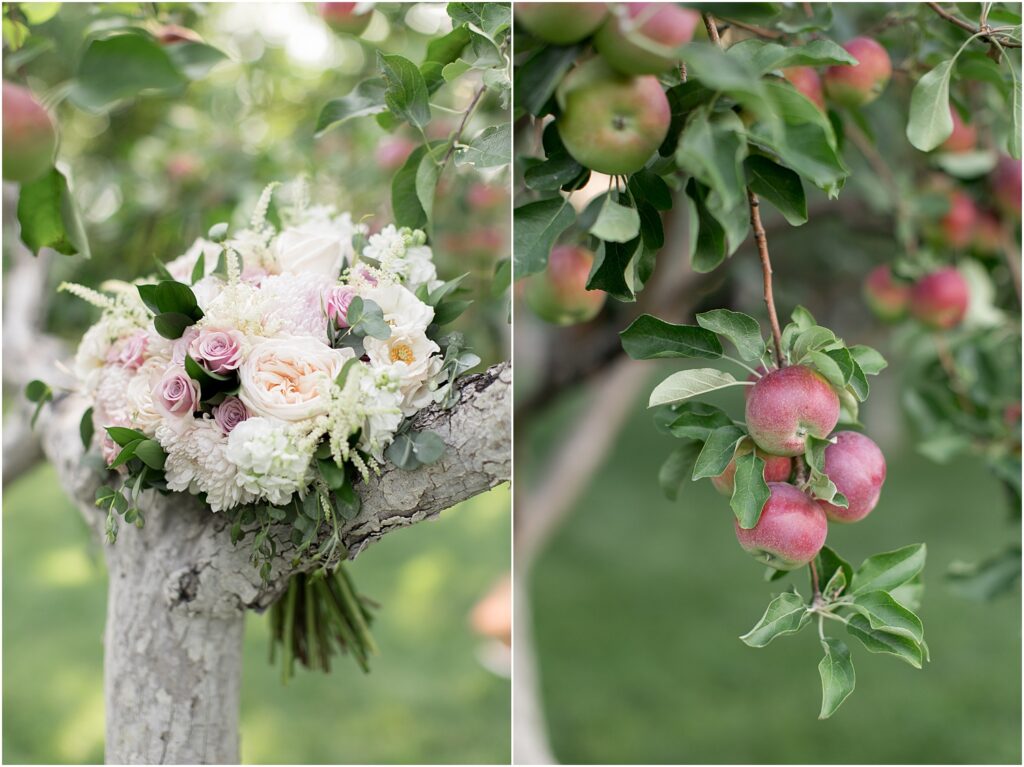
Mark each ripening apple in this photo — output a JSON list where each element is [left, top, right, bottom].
[[863, 264, 911, 322], [992, 155, 1022, 219], [374, 136, 416, 170], [745, 365, 841, 457], [593, 2, 700, 75], [556, 57, 671, 175], [940, 191, 980, 249], [734, 482, 828, 570], [711, 442, 793, 496], [940, 108, 977, 153], [155, 24, 203, 45], [782, 66, 825, 111], [319, 3, 372, 35], [910, 267, 970, 329], [816, 431, 886, 523], [526, 244, 606, 324], [824, 36, 892, 107], [972, 212, 1002, 254], [2, 82, 57, 184], [515, 2, 608, 45]]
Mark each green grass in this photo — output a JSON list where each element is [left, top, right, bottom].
[[3, 464, 510, 764], [528, 367, 1021, 764]]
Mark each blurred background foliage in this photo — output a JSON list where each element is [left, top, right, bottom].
[[514, 2, 1020, 762], [3, 2, 510, 763]]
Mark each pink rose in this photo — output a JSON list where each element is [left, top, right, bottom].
[[171, 326, 201, 366], [355, 266, 379, 286], [213, 396, 249, 434], [108, 331, 148, 371], [153, 368, 200, 418], [189, 328, 243, 374], [324, 285, 357, 327]]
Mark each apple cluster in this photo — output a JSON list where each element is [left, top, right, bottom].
[[724, 365, 886, 571], [2, 82, 58, 184], [517, 4, 893, 178]]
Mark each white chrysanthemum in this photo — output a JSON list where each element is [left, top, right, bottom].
[[226, 417, 314, 506], [157, 417, 254, 512], [164, 238, 223, 283], [94, 365, 134, 425], [257, 272, 335, 338], [124, 358, 167, 435]]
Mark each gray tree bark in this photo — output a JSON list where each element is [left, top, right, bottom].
[[39, 362, 511, 764]]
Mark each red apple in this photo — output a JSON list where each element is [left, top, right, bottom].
[[824, 37, 892, 108], [319, 3, 372, 35], [992, 155, 1022, 219], [816, 431, 886, 523], [735, 482, 828, 570], [745, 365, 841, 457], [526, 244, 606, 324], [711, 442, 793, 496], [155, 24, 203, 45], [940, 108, 977, 153], [864, 264, 911, 322], [556, 57, 670, 175], [940, 191, 980, 249], [2, 82, 57, 183], [374, 137, 416, 170], [593, 2, 700, 75], [516, 2, 608, 45], [910, 267, 970, 329], [972, 212, 1002, 254], [783, 67, 825, 111]]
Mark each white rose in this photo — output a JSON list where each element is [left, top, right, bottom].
[[404, 244, 442, 292], [239, 336, 353, 421], [358, 282, 434, 337], [272, 222, 353, 279], [363, 331, 440, 414]]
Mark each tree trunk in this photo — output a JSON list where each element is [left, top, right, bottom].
[[39, 363, 511, 764], [103, 524, 244, 763]]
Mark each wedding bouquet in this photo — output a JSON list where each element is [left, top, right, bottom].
[[57, 182, 480, 675]]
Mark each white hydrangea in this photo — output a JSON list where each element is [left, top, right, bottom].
[[226, 417, 314, 506], [158, 417, 255, 512]]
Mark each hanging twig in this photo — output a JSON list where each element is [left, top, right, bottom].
[[926, 2, 1022, 47]]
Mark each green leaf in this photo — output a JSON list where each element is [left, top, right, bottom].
[[620, 315, 723, 360], [745, 155, 807, 226], [24, 379, 51, 403], [847, 590, 924, 642], [524, 153, 586, 191], [656, 402, 735, 441], [456, 123, 510, 168], [817, 546, 854, 590], [696, 309, 766, 362], [818, 638, 856, 719], [678, 43, 769, 115], [164, 41, 227, 80], [803, 350, 846, 389], [851, 544, 927, 595], [731, 452, 771, 529], [847, 358, 869, 401], [153, 312, 195, 340], [447, 2, 510, 37], [377, 52, 431, 130], [649, 369, 745, 408], [134, 439, 166, 470], [317, 458, 347, 491], [432, 298, 473, 326], [948, 546, 1022, 600], [414, 143, 445, 229], [823, 347, 854, 385], [137, 280, 202, 319], [692, 426, 746, 480], [16, 168, 90, 257], [729, 38, 857, 73], [392, 143, 431, 230], [410, 430, 445, 464], [590, 195, 641, 243], [628, 170, 673, 211], [822, 566, 847, 601], [315, 79, 387, 135], [845, 614, 923, 668], [80, 407, 95, 448], [791, 325, 836, 361], [71, 33, 186, 112], [586, 238, 639, 302], [109, 438, 143, 469], [676, 109, 749, 234], [906, 59, 955, 152], [684, 178, 727, 272], [421, 25, 470, 91], [512, 198, 576, 278], [740, 591, 810, 647], [514, 43, 581, 116], [659, 441, 705, 501], [848, 344, 887, 375]]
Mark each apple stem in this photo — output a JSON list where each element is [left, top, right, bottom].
[[926, 2, 1022, 48], [702, 12, 786, 369], [809, 558, 821, 603]]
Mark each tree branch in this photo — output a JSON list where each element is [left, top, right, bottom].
[[926, 2, 1022, 47], [39, 362, 511, 616]]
